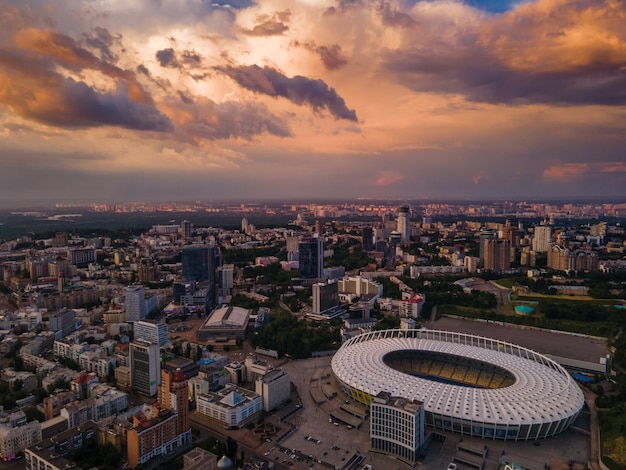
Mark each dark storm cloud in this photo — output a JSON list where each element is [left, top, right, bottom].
[[0, 39, 172, 131], [383, 46, 626, 106], [236, 10, 291, 36], [156, 48, 178, 67], [82, 27, 121, 62], [215, 64, 358, 121], [293, 41, 348, 70]]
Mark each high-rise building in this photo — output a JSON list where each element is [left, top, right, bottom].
[[285, 234, 301, 262], [478, 229, 495, 266], [533, 224, 553, 253], [125, 285, 147, 322], [158, 369, 190, 438], [483, 239, 511, 272], [129, 340, 160, 397], [312, 281, 339, 315], [181, 244, 220, 283], [397, 206, 411, 243], [298, 237, 323, 279], [126, 369, 192, 467], [362, 226, 374, 251], [370, 391, 425, 465], [134, 320, 169, 346], [137, 258, 158, 283], [180, 220, 194, 239], [217, 264, 234, 298]]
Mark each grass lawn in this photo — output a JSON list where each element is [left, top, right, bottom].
[[600, 406, 626, 469]]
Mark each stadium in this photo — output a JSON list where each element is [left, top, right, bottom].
[[331, 329, 585, 441]]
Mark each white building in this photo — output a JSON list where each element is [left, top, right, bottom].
[[255, 369, 291, 412], [134, 320, 169, 346], [397, 206, 411, 243], [195, 385, 262, 429], [532, 224, 553, 253], [370, 391, 424, 464], [125, 285, 147, 322], [398, 292, 425, 319]]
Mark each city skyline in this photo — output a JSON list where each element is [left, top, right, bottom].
[[1, 0, 625, 204]]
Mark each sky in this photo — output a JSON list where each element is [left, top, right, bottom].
[[0, 0, 625, 204]]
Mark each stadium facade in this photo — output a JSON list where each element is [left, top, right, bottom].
[[331, 329, 584, 441]]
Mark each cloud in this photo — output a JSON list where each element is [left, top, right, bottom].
[[376, 1, 419, 28], [0, 29, 171, 131], [82, 27, 121, 62], [215, 64, 358, 121], [600, 163, 626, 174], [375, 170, 405, 186], [162, 96, 292, 142], [0, 68, 173, 131], [235, 10, 291, 36], [293, 41, 348, 70], [156, 48, 178, 67], [381, 0, 626, 106], [542, 163, 590, 181]]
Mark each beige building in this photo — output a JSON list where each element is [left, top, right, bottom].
[[0, 413, 42, 460]]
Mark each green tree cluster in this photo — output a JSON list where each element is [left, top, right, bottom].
[[251, 310, 340, 358]]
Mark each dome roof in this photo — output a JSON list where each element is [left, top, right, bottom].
[[217, 455, 233, 470]]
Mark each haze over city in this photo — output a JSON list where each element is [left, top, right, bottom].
[[1, 0, 625, 204]]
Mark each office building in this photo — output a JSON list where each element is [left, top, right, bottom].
[[125, 285, 147, 322], [397, 206, 411, 243], [362, 226, 374, 251], [298, 237, 324, 279], [48, 309, 77, 338], [255, 369, 291, 412], [181, 244, 219, 283], [370, 391, 425, 464], [312, 281, 339, 315], [217, 264, 234, 298], [134, 320, 169, 346], [478, 229, 495, 266], [130, 340, 161, 397], [173, 281, 193, 304], [180, 220, 194, 239]]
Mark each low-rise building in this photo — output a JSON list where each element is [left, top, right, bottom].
[[196, 385, 262, 429]]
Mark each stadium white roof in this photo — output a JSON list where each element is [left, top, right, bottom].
[[331, 329, 584, 427]]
